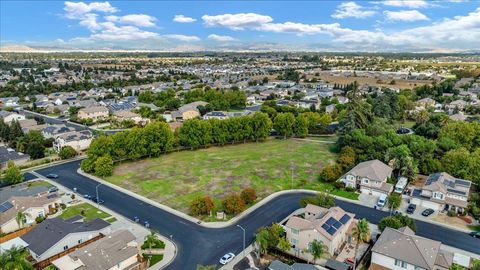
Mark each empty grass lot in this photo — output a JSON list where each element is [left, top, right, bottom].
[[104, 138, 358, 214], [59, 203, 116, 223]]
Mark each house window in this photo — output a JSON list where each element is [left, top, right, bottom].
[[78, 239, 83, 244], [414, 266, 424, 270], [63, 245, 69, 250], [363, 179, 369, 184], [291, 228, 299, 235], [395, 259, 407, 268]]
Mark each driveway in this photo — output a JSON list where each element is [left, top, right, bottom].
[[28, 160, 480, 269]]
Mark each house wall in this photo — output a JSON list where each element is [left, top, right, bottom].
[[78, 110, 108, 121], [107, 255, 138, 270], [182, 110, 200, 120], [371, 252, 424, 270], [2, 113, 26, 124], [54, 137, 92, 152], [36, 227, 111, 261]]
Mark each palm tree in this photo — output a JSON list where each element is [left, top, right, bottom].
[[351, 218, 371, 270], [16, 211, 26, 229], [308, 239, 326, 265], [0, 246, 34, 270]]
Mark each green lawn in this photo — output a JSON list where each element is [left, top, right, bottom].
[[27, 180, 54, 188], [105, 138, 357, 215], [468, 225, 480, 232], [143, 254, 163, 267], [59, 203, 115, 222]]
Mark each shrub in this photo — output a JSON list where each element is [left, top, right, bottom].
[[240, 188, 257, 204], [94, 155, 114, 177], [345, 187, 356, 192], [60, 203, 67, 210], [319, 164, 342, 182], [299, 193, 335, 208], [447, 210, 457, 217], [334, 181, 345, 189], [378, 214, 416, 232], [222, 193, 246, 215], [189, 196, 215, 216], [59, 146, 77, 160], [35, 216, 46, 223]]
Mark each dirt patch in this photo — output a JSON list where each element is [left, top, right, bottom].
[[433, 214, 471, 230]]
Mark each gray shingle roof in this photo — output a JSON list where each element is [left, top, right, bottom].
[[21, 216, 110, 256]]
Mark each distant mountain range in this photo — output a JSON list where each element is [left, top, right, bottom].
[[1, 44, 479, 54]]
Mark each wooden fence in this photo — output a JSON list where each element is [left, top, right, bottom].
[[0, 225, 36, 244], [32, 233, 104, 270]]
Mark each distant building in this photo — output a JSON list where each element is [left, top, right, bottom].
[[410, 172, 471, 213], [0, 193, 61, 234], [0, 110, 26, 124], [171, 101, 208, 122], [53, 130, 93, 152], [203, 111, 229, 120], [340, 160, 393, 197], [0, 146, 30, 169], [77, 106, 109, 122]]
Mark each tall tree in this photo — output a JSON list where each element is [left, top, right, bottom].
[[351, 219, 371, 270], [0, 246, 34, 270], [4, 160, 23, 184], [308, 239, 326, 264], [273, 113, 296, 139]]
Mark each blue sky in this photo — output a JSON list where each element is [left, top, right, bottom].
[[1, 1, 479, 52]]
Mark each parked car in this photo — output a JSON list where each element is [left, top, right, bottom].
[[376, 194, 387, 208], [219, 253, 235, 265], [421, 208, 435, 217], [84, 194, 93, 200], [48, 187, 59, 193], [46, 174, 58, 179], [406, 203, 417, 214], [134, 216, 140, 223], [144, 221, 150, 228], [470, 231, 480, 239]]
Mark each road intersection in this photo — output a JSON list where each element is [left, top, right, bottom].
[[25, 160, 480, 269]]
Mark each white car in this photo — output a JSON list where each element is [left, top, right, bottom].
[[219, 252, 235, 265]]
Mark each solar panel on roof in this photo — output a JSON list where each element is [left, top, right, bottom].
[[332, 220, 343, 229], [321, 223, 330, 231], [327, 226, 337, 235], [339, 214, 351, 224], [325, 217, 337, 226], [0, 201, 13, 213], [455, 179, 471, 187]]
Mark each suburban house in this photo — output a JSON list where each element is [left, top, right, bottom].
[[285, 204, 355, 257], [0, 110, 26, 124], [0, 193, 61, 234], [268, 260, 318, 270], [77, 105, 109, 122], [0, 97, 20, 107], [52, 230, 142, 270], [369, 227, 453, 270], [53, 130, 93, 152], [113, 110, 148, 125], [42, 124, 76, 139], [410, 172, 471, 213], [21, 216, 111, 261], [171, 101, 208, 122], [0, 146, 30, 169], [340, 160, 393, 197], [203, 111, 229, 120], [416, 98, 436, 110]]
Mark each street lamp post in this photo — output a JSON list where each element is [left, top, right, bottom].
[[236, 225, 246, 259], [95, 183, 102, 208]]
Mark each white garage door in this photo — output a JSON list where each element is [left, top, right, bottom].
[[421, 200, 441, 210]]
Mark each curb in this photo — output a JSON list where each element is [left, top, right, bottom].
[[28, 171, 178, 270], [74, 170, 473, 233]]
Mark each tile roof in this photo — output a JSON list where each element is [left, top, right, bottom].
[[346, 160, 392, 182]]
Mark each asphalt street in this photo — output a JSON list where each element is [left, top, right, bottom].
[[27, 160, 480, 269]]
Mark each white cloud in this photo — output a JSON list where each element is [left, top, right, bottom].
[[79, 13, 101, 31], [90, 22, 158, 41], [106, 14, 157, 27], [384, 10, 429, 21], [332, 2, 376, 19], [381, 0, 429, 8], [164, 34, 200, 42], [64, 1, 117, 19], [202, 13, 273, 30], [207, 34, 236, 42], [173, 15, 196, 23]]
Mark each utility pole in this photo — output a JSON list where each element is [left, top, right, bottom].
[[95, 183, 102, 208]]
